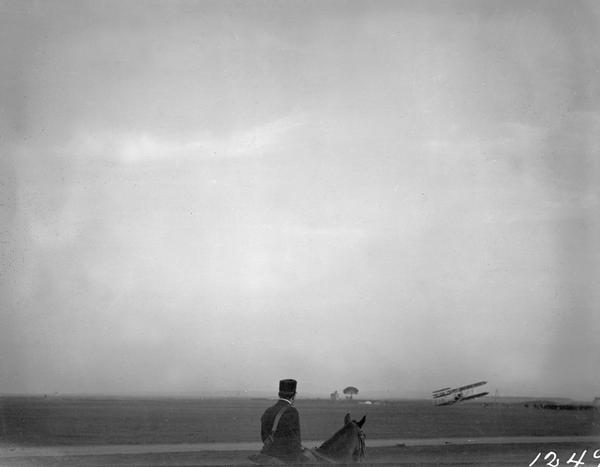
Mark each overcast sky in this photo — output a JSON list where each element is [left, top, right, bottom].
[[1, 0, 599, 400]]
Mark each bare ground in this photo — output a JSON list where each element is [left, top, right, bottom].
[[2, 437, 600, 466]]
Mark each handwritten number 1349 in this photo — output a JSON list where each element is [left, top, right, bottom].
[[529, 450, 600, 467]]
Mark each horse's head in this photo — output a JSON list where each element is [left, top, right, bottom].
[[344, 412, 366, 429], [317, 413, 366, 462], [347, 413, 367, 461]]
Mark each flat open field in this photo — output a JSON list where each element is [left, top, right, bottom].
[[1, 396, 599, 465], [2, 396, 599, 445]]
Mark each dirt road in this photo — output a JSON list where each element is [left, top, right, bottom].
[[2, 436, 599, 466]]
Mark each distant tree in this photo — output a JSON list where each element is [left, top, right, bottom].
[[330, 390, 339, 401], [343, 386, 359, 400]]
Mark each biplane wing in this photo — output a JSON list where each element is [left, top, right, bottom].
[[432, 381, 488, 406]]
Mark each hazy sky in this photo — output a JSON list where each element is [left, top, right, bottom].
[[1, 0, 599, 400]]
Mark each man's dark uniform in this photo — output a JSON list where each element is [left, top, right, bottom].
[[260, 379, 304, 463]]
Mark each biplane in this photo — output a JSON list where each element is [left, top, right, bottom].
[[432, 381, 489, 406]]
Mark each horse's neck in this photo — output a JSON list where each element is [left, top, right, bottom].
[[319, 425, 351, 451], [309, 449, 338, 464]]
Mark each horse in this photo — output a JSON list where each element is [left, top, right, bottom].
[[249, 413, 366, 465]]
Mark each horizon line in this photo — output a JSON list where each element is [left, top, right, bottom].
[[0, 391, 591, 402]]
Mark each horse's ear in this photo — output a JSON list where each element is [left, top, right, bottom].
[[344, 413, 351, 425], [357, 415, 366, 428]]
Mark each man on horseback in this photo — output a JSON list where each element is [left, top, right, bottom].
[[251, 379, 366, 465], [260, 379, 310, 464]]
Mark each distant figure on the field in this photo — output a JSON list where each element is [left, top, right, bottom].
[[259, 379, 308, 464]]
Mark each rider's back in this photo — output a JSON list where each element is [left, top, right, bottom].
[[260, 400, 303, 463]]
